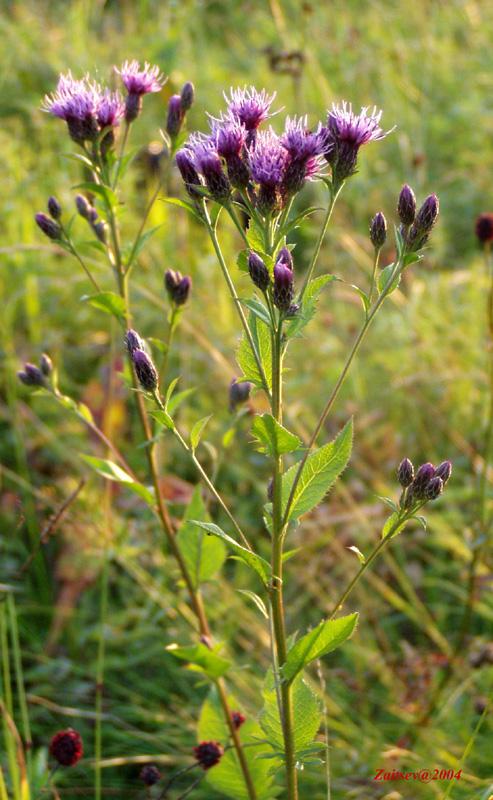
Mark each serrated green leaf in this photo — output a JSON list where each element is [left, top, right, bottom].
[[198, 688, 275, 799], [237, 249, 249, 273], [73, 181, 118, 209], [285, 275, 338, 339], [177, 487, 226, 587], [82, 291, 127, 322], [162, 197, 203, 221], [382, 511, 407, 538], [282, 419, 353, 523], [167, 642, 231, 679], [281, 614, 358, 684], [246, 216, 265, 251], [378, 263, 401, 295], [260, 671, 320, 754], [238, 590, 269, 618], [251, 414, 301, 457], [403, 251, 423, 267], [236, 313, 272, 391], [241, 299, 272, 328], [189, 521, 270, 585], [80, 455, 154, 505], [191, 415, 213, 451], [148, 409, 174, 431]]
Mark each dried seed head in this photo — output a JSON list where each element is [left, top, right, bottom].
[[398, 457, 414, 487], [193, 740, 224, 770], [49, 729, 83, 767], [397, 184, 416, 226], [248, 252, 270, 291], [229, 377, 253, 411], [47, 196, 62, 220], [370, 211, 387, 250], [40, 353, 53, 376], [139, 765, 161, 787], [132, 349, 158, 392], [475, 213, 493, 245], [35, 212, 62, 240]]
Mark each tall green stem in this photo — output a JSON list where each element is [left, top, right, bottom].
[[298, 185, 342, 303]]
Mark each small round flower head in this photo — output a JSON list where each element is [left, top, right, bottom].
[[248, 129, 287, 215], [93, 220, 108, 244], [193, 740, 224, 771], [17, 363, 46, 387], [132, 349, 158, 392], [49, 729, 83, 767], [180, 81, 195, 112], [139, 765, 161, 787], [97, 89, 125, 129], [210, 117, 250, 188], [229, 377, 253, 411], [47, 196, 62, 220], [35, 212, 62, 240], [248, 252, 270, 291], [273, 257, 294, 312], [166, 94, 184, 138], [232, 710, 246, 729], [425, 475, 444, 501], [276, 246, 293, 271], [397, 184, 417, 227], [176, 149, 203, 200], [75, 193, 93, 220], [412, 462, 435, 499], [406, 194, 439, 251], [116, 60, 166, 122], [187, 135, 231, 202], [280, 116, 325, 195], [370, 212, 387, 250], [224, 86, 277, 134], [398, 457, 414, 487], [41, 72, 102, 144], [321, 103, 394, 184], [434, 460, 452, 486], [475, 213, 493, 245], [164, 269, 192, 305], [40, 353, 53, 377], [125, 329, 146, 356]]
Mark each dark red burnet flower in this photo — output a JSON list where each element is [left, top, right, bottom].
[[475, 213, 493, 245], [193, 740, 224, 770], [140, 764, 161, 786], [49, 729, 83, 767], [232, 710, 246, 729]]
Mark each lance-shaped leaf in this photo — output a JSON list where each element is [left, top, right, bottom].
[[167, 642, 231, 680], [282, 418, 353, 523], [251, 413, 301, 457], [81, 291, 127, 323], [189, 521, 270, 585], [80, 455, 154, 505], [236, 313, 272, 391], [260, 670, 320, 754], [177, 487, 226, 587], [281, 613, 358, 684]]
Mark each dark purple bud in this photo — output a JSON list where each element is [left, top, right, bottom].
[[200, 153, 231, 202], [39, 353, 53, 377], [164, 269, 192, 305], [180, 81, 195, 112], [193, 741, 224, 771], [285, 303, 300, 317], [125, 329, 146, 356], [17, 363, 46, 387], [412, 462, 435, 499], [132, 349, 158, 392], [425, 476, 444, 501], [35, 212, 62, 240], [406, 194, 439, 251], [75, 194, 93, 220], [276, 247, 293, 271], [370, 212, 387, 250], [397, 184, 416, 226], [176, 149, 203, 200], [47, 196, 62, 220], [92, 220, 107, 244], [124, 92, 143, 123], [248, 252, 270, 291], [229, 377, 253, 411], [166, 94, 184, 138], [398, 458, 414, 488], [225, 153, 250, 190], [273, 260, 294, 312], [434, 460, 452, 486], [139, 765, 161, 787], [475, 213, 493, 245]]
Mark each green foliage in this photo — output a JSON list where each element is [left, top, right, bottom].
[[251, 413, 301, 457], [260, 670, 321, 763], [189, 522, 270, 586], [167, 642, 231, 680], [176, 486, 226, 587], [80, 455, 154, 505], [281, 613, 359, 684], [236, 313, 272, 391], [82, 291, 127, 323]]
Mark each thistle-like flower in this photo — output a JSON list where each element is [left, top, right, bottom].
[[125, 329, 146, 356], [320, 103, 394, 184], [411, 462, 436, 500], [175, 149, 203, 200], [211, 118, 250, 189], [434, 460, 452, 485], [280, 116, 325, 195], [406, 194, 439, 251], [17, 363, 46, 387], [248, 129, 287, 215], [223, 86, 277, 146], [49, 730, 83, 767], [41, 72, 103, 144], [139, 765, 161, 787], [272, 251, 294, 312], [397, 184, 417, 227], [186, 135, 231, 202], [180, 81, 195, 112], [47, 196, 62, 220], [398, 457, 414, 488], [116, 60, 166, 122], [193, 740, 224, 771], [40, 353, 53, 377]]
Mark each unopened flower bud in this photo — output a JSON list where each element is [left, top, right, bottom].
[[276, 246, 293, 271], [407, 194, 439, 251], [35, 212, 62, 240], [193, 741, 224, 771], [370, 212, 387, 249], [285, 303, 300, 317], [229, 377, 253, 411], [140, 765, 161, 787], [166, 94, 184, 138], [17, 363, 46, 387], [93, 220, 108, 244], [398, 457, 414, 487], [164, 269, 192, 305], [434, 460, 452, 486], [40, 353, 53, 376], [132, 349, 158, 392], [75, 194, 93, 220], [47, 196, 62, 220], [125, 92, 143, 123], [200, 152, 231, 202], [412, 462, 435, 499], [125, 329, 146, 356], [180, 81, 195, 112], [397, 184, 416, 227], [49, 729, 83, 767], [176, 149, 203, 200], [475, 213, 493, 245], [425, 475, 444, 500], [248, 252, 270, 291], [273, 259, 294, 312]]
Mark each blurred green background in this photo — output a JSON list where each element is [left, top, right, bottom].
[[1, 0, 493, 798]]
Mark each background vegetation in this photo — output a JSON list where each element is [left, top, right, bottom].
[[1, 0, 493, 798]]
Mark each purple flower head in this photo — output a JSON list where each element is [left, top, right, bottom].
[[211, 117, 248, 159], [280, 116, 325, 195], [223, 86, 277, 133], [248, 252, 270, 291], [97, 89, 126, 128], [276, 246, 293, 271], [321, 102, 394, 184], [41, 71, 102, 144], [186, 134, 231, 201], [166, 95, 184, 138], [434, 460, 452, 485], [176, 149, 203, 200], [248, 129, 287, 188], [116, 60, 166, 95], [273, 258, 294, 312]]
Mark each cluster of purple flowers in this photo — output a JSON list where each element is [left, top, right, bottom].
[[398, 457, 452, 507], [41, 61, 166, 145], [176, 87, 393, 214]]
